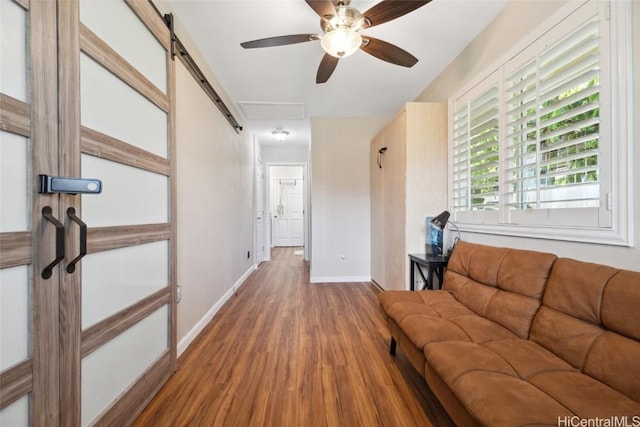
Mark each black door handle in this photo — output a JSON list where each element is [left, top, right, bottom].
[[42, 206, 64, 279], [66, 207, 87, 273]]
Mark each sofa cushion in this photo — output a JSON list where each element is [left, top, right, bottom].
[[424, 339, 640, 426], [378, 289, 461, 320], [601, 269, 640, 341], [377, 290, 518, 350], [444, 241, 557, 339], [424, 341, 575, 426], [531, 258, 640, 403], [447, 241, 555, 299]]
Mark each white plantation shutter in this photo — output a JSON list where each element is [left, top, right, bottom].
[[451, 101, 469, 212], [505, 58, 538, 210], [505, 17, 601, 217], [447, 0, 632, 244], [451, 77, 500, 221], [468, 86, 500, 210]]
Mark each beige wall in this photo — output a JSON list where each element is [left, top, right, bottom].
[[174, 61, 256, 352], [310, 117, 386, 282], [415, 0, 640, 270], [416, 0, 569, 103], [261, 144, 309, 163], [154, 2, 257, 355]]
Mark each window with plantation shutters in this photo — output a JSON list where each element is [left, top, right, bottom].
[[447, 0, 633, 245], [505, 12, 602, 227]]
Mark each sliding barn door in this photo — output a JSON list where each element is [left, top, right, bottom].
[[1, 0, 61, 424], [70, 0, 176, 425], [1, 0, 176, 425]]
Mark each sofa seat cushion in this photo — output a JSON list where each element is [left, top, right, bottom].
[[378, 290, 518, 349], [378, 289, 459, 313], [424, 340, 640, 426]]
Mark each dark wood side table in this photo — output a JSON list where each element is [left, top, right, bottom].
[[409, 253, 449, 290]]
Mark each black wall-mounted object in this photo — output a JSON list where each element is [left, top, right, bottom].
[[38, 175, 102, 195], [377, 146, 387, 168]]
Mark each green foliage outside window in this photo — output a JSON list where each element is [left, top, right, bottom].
[[539, 76, 600, 187], [469, 75, 600, 210]]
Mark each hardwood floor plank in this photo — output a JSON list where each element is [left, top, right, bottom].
[[133, 248, 453, 427]]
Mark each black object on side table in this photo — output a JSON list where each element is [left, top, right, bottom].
[[409, 253, 449, 290]]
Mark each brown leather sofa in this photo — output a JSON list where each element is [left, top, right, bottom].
[[378, 241, 640, 426]]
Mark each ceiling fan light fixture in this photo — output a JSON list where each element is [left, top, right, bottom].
[[240, 0, 431, 83], [321, 28, 362, 58], [272, 129, 290, 141]]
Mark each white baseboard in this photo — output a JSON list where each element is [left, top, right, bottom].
[[309, 275, 371, 283], [177, 264, 257, 357]]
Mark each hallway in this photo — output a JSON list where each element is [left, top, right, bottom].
[[133, 248, 451, 426]]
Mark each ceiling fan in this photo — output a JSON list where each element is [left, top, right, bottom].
[[240, 0, 432, 84]]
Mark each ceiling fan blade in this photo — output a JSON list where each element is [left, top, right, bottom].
[[316, 54, 339, 84], [362, 0, 431, 28], [305, 0, 336, 18], [241, 34, 316, 49], [361, 37, 418, 67]]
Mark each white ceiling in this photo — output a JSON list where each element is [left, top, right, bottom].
[[167, 0, 509, 147]]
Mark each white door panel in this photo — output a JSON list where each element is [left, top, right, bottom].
[[82, 241, 169, 328], [0, 0, 27, 101], [288, 192, 303, 215], [80, 54, 168, 158], [290, 219, 303, 240], [275, 219, 285, 234], [0, 131, 29, 231], [0, 266, 29, 371], [0, 396, 28, 427], [81, 155, 168, 227], [81, 306, 168, 427], [79, 0, 167, 93], [272, 179, 304, 247]]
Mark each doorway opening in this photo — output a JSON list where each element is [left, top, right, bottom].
[[264, 164, 307, 261]]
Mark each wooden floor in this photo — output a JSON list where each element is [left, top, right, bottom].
[[133, 248, 453, 427]]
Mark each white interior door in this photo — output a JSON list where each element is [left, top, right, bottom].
[[256, 158, 265, 263], [272, 179, 304, 247]]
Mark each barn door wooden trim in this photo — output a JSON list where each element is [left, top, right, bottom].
[[31, 0, 63, 424], [0, 0, 61, 424], [55, 0, 176, 424]]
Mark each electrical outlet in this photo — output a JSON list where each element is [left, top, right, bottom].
[[177, 284, 182, 303]]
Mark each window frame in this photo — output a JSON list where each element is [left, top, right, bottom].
[[447, 0, 634, 246]]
